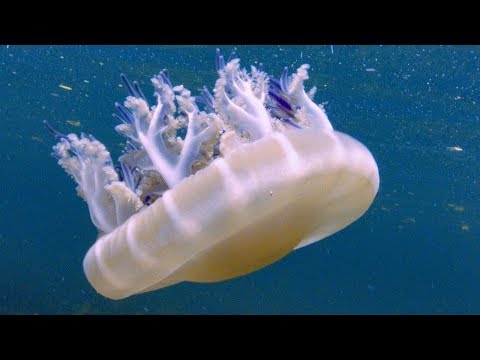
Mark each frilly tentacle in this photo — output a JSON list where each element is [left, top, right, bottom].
[[47, 126, 143, 234], [213, 58, 273, 141], [121, 73, 222, 188], [283, 64, 333, 131]]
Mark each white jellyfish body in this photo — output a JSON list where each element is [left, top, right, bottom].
[[46, 49, 379, 300]]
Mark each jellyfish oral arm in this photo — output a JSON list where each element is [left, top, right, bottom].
[[125, 95, 177, 186], [48, 131, 143, 234], [287, 64, 333, 131], [124, 81, 221, 189], [176, 104, 220, 180], [213, 59, 273, 141]]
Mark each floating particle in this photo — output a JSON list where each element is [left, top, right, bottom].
[[447, 146, 463, 152], [84, 80, 90, 83], [461, 224, 470, 231], [366, 68, 376, 72], [447, 204, 464, 212], [31, 136, 43, 143], [66, 120, 81, 127], [50, 93, 60, 97], [401, 217, 416, 224], [59, 84, 73, 91]]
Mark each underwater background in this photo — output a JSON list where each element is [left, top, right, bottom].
[[0, 45, 478, 314]]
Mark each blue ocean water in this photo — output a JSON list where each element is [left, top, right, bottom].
[[0, 45, 478, 314]]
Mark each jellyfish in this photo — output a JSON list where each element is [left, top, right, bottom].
[[45, 49, 379, 300]]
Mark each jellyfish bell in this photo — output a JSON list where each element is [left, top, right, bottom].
[[46, 50, 379, 300]]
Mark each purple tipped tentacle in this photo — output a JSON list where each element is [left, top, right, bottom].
[[269, 91, 293, 113], [116, 162, 140, 191], [115, 102, 135, 124], [215, 48, 222, 71], [159, 70, 172, 88], [219, 56, 225, 70], [202, 86, 215, 103], [280, 118, 302, 129], [204, 102, 215, 114], [268, 78, 294, 110], [268, 107, 290, 121], [121, 74, 149, 103], [43, 120, 67, 139], [125, 140, 139, 151], [162, 69, 170, 81], [51, 152, 62, 160], [198, 86, 215, 113], [265, 70, 308, 129], [227, 51, 237, 62], [120, 160, 135, 191], [215, 48, 226, 71], [133, 81, 148, 103], [269, 77, 282, 92], [280, 67, 289, 93], [113, 113, 129, 125], [266, 77, 297, 121], [120, 73, 137, 97]]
